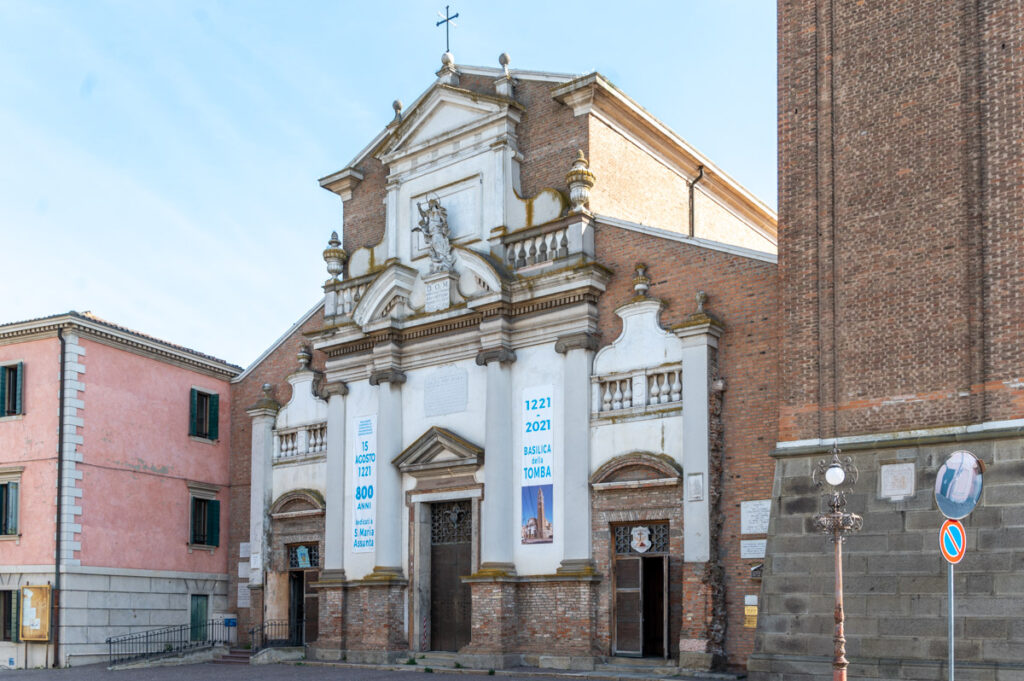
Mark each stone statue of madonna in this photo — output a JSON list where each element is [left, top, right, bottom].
[[414, 198, 457, 273]]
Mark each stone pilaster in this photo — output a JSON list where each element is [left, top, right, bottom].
[[555, 332, 599, 572], [369, 366, 405, 575], [322, 381, 348, 579], [246, 388, 279, 592], [476, 346, 517, 574], [673, 312, 723, 662]]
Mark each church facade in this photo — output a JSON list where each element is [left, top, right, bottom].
[[229, 55, 778, 670]]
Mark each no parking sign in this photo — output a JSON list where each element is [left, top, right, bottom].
[[939, 519, 966, 564]]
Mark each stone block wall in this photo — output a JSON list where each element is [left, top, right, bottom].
[[750, 436, 1024, 680]]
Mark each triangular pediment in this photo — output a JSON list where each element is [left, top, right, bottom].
[[380, 85, 518, 161], [393, 426, 483, 477]]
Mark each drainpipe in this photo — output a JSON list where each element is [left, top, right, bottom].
[[688, 165, 705, 237], [53, 327, 65, 667]]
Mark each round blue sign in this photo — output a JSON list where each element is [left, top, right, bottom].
[[934, 450, 983, 520]]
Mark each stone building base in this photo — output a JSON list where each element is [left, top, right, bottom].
[[750, 433, 1024, 680]]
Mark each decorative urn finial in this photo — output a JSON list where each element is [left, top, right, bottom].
[[499, 52, 511, 77], [297, 347, 312, 370], [566, 150, 596, 214], [696, 290, 708, 314], [392, 99, 403, 121], [633, 263, 651, 297], [323, 231, 347, 280]]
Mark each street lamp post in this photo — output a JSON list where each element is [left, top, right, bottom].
[[812, 446, 863, 681]]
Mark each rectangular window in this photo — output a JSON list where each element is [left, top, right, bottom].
[[0, 481, 18, 535], [0, 362, 24, 417], [188, 388, 219, 440], [190, 497, 220, 547], [0, 590, 16, 642]]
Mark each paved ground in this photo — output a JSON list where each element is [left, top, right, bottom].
[[0, 662, 741, 681]]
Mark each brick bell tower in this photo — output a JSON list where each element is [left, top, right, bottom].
[[751, 2, 1024, 680]]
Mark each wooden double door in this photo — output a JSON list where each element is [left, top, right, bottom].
[[430, 500, 473, 651], [612, 523, 670, 658]]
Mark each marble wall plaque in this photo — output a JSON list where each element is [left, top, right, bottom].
[[424, 366, 468, 417], [881, 462, 916, 501], [741, 499, 772, 534], [741, 539, 767, 559], [237, 583, 250, 608], [425, 277, 451, 313]]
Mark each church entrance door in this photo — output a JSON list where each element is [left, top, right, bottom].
[[430, 500, 472, 651], [612, 523, 669, 658]]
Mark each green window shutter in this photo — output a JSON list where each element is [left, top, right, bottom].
[[11, 589, 19, 643], [0, 366, 7, 416], [14, 362, 23, 415], [6, 482, 16, 535], [208, 394, 219, 441], [207, 499, 220, 547], [189, 389, 198, 436]]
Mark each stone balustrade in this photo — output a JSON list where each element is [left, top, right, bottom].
[[274, 423, 328, 462], [591, 366, 683, 415]]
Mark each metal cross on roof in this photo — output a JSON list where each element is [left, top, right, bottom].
[[436, 5, 458, 53]]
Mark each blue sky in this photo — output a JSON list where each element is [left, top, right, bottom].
[[0, 1, 776, 367]]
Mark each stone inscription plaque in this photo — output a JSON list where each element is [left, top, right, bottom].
[[425, 278, 451, 313], [741, 499, 771, 535], [424, 366, 468, 417], [740, 539, 766, 559], [237, 583, 250, 608], [881, 462, 916, 501]]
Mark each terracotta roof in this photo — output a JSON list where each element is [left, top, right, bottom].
[[0, 310, 242, 372]]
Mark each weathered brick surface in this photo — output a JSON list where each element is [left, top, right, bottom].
[[591, 485, 685, 658], [227, 304, 326, 641], [340, 75, 587, 255], [514, 580, 598, 656], [776, 0, 1024, 442], [595, 224, 778, 666]]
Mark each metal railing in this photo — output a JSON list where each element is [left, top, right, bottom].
[[249, 618, 304, 652], [106, 618, 232, 666]]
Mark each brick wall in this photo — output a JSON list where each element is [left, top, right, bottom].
[[777, 0, 1024, 442], [595, 224, 778, 667], [227, 304, 326, 640]]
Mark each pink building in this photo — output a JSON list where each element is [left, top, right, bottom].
[[0, 312, 239, 668]]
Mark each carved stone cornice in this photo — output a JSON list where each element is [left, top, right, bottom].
[[322, 381, 349, 398], [368, 368, 407, 386], [554, 331, 600, 354], [475, 347, 517, 366]]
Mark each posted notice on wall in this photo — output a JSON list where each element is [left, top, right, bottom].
[[352, 415, 377, 553], [521, 385, 554, 544]]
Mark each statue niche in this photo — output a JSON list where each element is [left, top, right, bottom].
[[414, 198, 457, 273]]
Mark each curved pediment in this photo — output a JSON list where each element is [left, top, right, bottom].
[[593, 298, 683, 375], [351, 263, 418, 327], [590, 452, 682, 486], [393, 426, 483, 478]]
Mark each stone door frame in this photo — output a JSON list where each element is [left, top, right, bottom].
[[408, 486, 482, 652]]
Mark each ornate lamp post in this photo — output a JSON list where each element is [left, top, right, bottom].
[[812, 446, 863, 681]]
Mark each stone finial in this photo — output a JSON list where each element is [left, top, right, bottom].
[[392, 99, 403, 121], [566, 150, 596, 214], [297, 346, 312, 370], [437, 51, 460, 86], [495, 52, 514, 97], [696, 290, 708, 313], [262, 383, 272, 396], [323, 231, 347, 280], [633, 263, 651, 297]]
